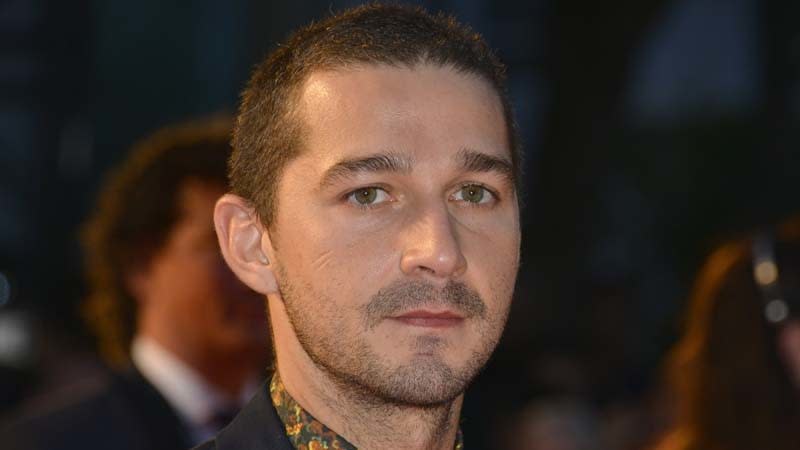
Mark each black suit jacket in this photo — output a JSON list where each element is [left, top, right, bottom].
[[2, 369, 192, 450], [193, 383, 292, 450]]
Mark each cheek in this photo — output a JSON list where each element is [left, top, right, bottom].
[[460, 226, 519, 307], [276, 211, 399, 297], [161, 257, 225, 315]]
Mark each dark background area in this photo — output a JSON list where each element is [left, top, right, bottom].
[[1, 0, 799, 448]]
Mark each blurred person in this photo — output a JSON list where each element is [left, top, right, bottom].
[[3, 117, 271, 450], [503, 353, 662, 450], [499, 354, 602, 450], [653, 216, 800, 450], [200, 4, 521, 450], [511, 398, 601, 450]]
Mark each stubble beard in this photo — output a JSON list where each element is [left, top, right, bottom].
[[276, 269, 507, 409]]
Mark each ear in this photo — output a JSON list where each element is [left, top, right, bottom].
[[122, 247, 157, 306], [123, 270, 149, 302], [214, 194, 278, 296], [123, 265, 151, 306]]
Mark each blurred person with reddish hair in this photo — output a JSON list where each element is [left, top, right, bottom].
[[654, 216, 800, 450], [3, 117, 271, 450]]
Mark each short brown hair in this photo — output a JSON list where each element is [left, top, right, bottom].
[[82, 117, 231, 366], [231, 3, 519, 225]]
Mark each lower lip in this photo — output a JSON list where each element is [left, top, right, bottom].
[[391, 317, 464, 328]]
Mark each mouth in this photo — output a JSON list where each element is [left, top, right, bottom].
[[390, 309, 465, 328]]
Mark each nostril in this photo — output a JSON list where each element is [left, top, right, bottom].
[[418, 266, 437, 275]]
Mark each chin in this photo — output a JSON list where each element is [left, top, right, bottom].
[[375, 360, 471, 406]]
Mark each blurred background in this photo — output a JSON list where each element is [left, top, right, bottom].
[[1, 0, 799, 449]]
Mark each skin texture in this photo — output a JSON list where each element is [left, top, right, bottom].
[[134, 180, 269, 396], [215, 64, 521, 450]]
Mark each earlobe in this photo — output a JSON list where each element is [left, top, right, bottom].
[[123, 267, 150, 306], [214, 194, 279, 295]]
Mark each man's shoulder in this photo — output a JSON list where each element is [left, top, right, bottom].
[[192, 440, 216, 450], [2, 375, 129, 450], [1, 369, 190, 450]]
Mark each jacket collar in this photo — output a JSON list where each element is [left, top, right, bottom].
[[214, 382, 293, 450]]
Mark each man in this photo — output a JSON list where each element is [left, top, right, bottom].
[[4, 118, 271, 449], [202, 4, 522, 450]]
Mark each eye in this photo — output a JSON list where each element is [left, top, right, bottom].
[[452, 184, 495, 205], [346, 187, 391, 207]]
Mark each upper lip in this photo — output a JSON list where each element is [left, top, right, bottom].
[[393, 309, 464, 319]]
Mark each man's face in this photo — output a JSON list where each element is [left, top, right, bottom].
[[269, 64, 520, 405], [141, 180, 269, 359]]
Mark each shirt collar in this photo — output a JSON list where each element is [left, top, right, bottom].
[[269, 372, 464, 449], [131, 336, 258, 433]]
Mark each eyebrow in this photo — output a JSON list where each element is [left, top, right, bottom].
[[457, 148, 514, 180], [318, 148, 515, 189], [319, 152, 414, 188]]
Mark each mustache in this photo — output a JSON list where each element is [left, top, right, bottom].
[[363, 280, 487, 330]]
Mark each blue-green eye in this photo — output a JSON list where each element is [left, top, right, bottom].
[[453, 184, 493, 204], [347, 187, 390, 206]]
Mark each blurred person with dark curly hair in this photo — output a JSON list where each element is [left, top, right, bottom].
[[3, 117, 271, 450], [653, 216, 800, 450]]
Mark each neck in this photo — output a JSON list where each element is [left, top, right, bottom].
[[270, 299, 462, 450], [189, 351, 256, 398], [138, 327, 258, 398]]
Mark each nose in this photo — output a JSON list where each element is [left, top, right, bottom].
[[399, 202, 467, 282]]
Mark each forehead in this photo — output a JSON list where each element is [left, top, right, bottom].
[[294, 63, 509, 165]]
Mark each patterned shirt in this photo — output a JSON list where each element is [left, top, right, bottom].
[[270, 373, 464, 450]]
